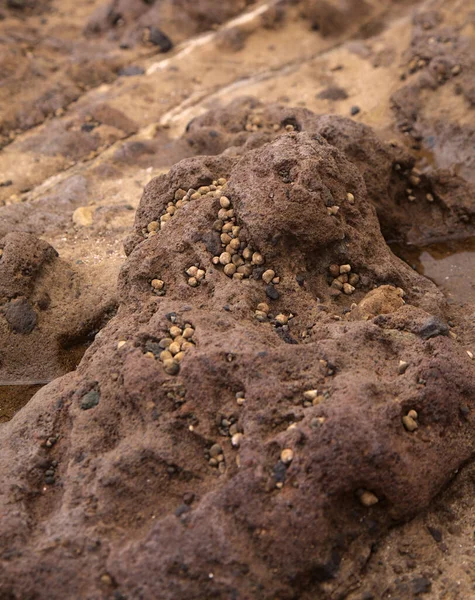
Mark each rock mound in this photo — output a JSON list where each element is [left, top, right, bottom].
[[1, 130, 474, 599]]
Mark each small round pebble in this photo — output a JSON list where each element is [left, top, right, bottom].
[[402, 413, 418, 431], [280, 448, 294, 464], [252, 252, 265, 266], [359, 490, 378, 506], [343, 283, 355, 295], [163, 359, 180, 375], [169, 342, 181, 355], [231, 433, 243, 448], [209, 443, 222, 458], [219, 252, 232, 265], [224, 263, 236, 277], [151, 279, 164, 290], [262, 269, 275, 284], [160, 350, 173, 361]]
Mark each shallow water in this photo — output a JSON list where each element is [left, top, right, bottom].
[[390, 237, 475, 305], [0, 341, 91, 423]]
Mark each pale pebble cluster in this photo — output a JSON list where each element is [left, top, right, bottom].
[[212, 194, 279, 285], [144, 178, 228, 238], [143, 323, 196, 375], [185, 265, 206, 288], [329, 263, 359, 295]]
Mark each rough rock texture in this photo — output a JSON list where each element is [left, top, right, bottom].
[[1, 132, 474, 599], [183, 97, 474, 244], [0, 0, 475, 597], [0, 0, 255, 148]]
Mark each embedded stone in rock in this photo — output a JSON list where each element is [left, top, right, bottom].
[[418, 316, 449, 339], [80, 389, 100, 410], [145, 27, 173, 52], [4, 298, 37, 333]]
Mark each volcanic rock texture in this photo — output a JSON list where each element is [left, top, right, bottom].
[[0, 0, 474, 599]]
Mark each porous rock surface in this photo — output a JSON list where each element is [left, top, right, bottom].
[[183, 97, 474, 244], [1, 130, 474, 599]]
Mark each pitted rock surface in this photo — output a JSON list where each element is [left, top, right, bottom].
[[1, 132, 474, 600]]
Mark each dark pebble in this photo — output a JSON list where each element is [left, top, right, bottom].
[[266, 284, 280, 300], [5, 298, 37, 334], [427, 526, 442, 542], [45, 476, 55, 485], [144, 340, 162, 357], [276, 328, 298, 344], [118, 65, 145, 77], [418, 316, 449, 339], [147, 27, 173, 52], [252, 266, 265, 280], [0, 179, 12, 187], [183, 492, 195, 505], [412, 577, 432, 595], [273, 460, 287, 483], [80, 390, 100, 410], [81, 123, 97, 133], [296, 273, 306, 287], [7, 0, 26, 8], [175, 504, 191, 517], [350, 105, 361, 115]]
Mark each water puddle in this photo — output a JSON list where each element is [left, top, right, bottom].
[[390, 237, 475, 305], [0, 340, 91, 423]]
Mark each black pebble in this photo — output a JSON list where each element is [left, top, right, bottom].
[[144, 341, 162, 357], [418, 316, 449, 339], [411, 577, 432, 595], [80, 390, 100, 410], [273, 461, 287, 483], [350, 105, 360, 116], [0, 179, 12, 187], [266, 285, 280, 300], [276, 328, 298, 344], [4, 298, 37, 334], [81, 123, 96, 133], [147, 27, 173, 52], [427, 526, 442, 543]]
